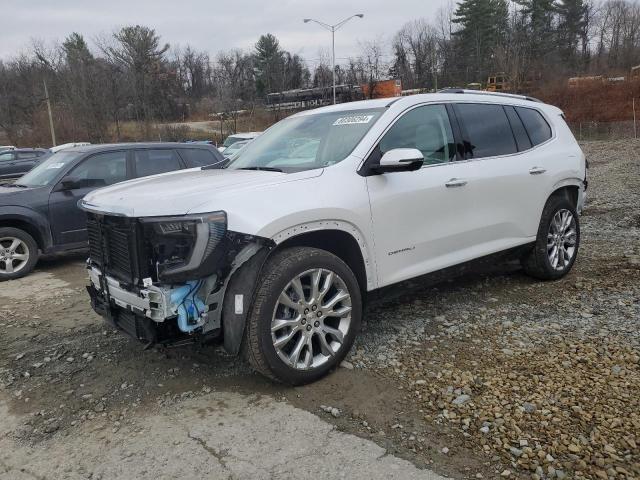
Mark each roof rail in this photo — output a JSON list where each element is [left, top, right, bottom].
[[437, 88, 542, 103]]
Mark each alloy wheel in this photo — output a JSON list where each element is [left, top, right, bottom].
[[271, 268, 352, 370], [0, 237, 30, 275], [547, 209, 577, 271]]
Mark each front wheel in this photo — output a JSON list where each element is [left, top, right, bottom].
[[0, 227, 39, 281], [522, 195, 580, 280], [243, 247, 362, 385]]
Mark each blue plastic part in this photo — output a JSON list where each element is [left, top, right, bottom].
[[169, 281, 206, 333]]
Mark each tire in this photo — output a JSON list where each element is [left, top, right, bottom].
[[522, 195, 580, 280], [0, 227, 39, 281], [243, 247, 362, 385]]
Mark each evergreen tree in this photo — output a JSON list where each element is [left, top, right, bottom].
[[554, 0, 588, 68], [453, 0, 509, 81], [254, 34, 284, 96], [514, 0, 556, 59]]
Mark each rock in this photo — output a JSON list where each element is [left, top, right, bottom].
[[15, 353, 25, 360], [509, 447, 523, 457], [452, 394, 471, 405], [523, 402, 536, 413], [441, 447, 449, 454], [480, 426, 490, 434], [330, 408, 340, 418], [339, 360, 354, 370], [94, 402, 105, 412], [415, 379, 427, 385], [568, 444, 581, 453], [66, 357, 74, 363], [43, 422, 60, 434], [500, 470, 511, 477]]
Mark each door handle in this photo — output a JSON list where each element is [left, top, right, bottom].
[[529, 167, 546, 175], [445, 178, 468, 188]]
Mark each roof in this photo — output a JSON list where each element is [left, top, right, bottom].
[[294, 98, 398, 117], [292, 90, 555, 118], [10, 148, 48, 153], [63, 142, 218, 154], [227, 132, 262, 139]]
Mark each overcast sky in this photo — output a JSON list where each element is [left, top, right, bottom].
[[1, 0, 451, 65]]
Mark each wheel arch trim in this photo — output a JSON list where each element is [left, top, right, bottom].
[[271, 220, 376, 291]]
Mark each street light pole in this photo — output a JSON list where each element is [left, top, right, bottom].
[[304, 14, 364, 105]]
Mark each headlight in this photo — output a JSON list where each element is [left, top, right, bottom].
[[141, 211, 227, 281]]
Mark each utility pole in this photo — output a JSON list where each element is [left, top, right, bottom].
[[43, 79, 56, 147], [304, 14, 364, 105], [633, 97, 637, 140]]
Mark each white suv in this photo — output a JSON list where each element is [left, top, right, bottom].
[[81, 91, 586, 384]]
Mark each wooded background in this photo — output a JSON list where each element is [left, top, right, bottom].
[[2, 0, 640, 146]]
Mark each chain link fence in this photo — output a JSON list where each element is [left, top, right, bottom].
[[568, 120, 638, 141]]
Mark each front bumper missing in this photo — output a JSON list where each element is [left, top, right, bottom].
[[88, 266, 170, 321], [87, 266, 219, 345]]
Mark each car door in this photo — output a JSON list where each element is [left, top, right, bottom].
[[48, 150, 130, 246], [365, 103, 482, 287], [453, 103, 552, 243]]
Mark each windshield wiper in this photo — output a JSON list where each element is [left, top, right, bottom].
[[238, 166, 284, 173], [10, 183, 29, 188]]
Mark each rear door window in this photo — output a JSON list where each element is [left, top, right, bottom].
[[134, 149, 183, 177], [516, 107, 552, 146], [454, 103, 518, 158]]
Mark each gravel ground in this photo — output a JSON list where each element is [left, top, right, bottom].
[[0, 139, 638, 479], [348, 139, 640, 479]]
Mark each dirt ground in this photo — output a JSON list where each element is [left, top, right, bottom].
[[0, 139, 638, 479]]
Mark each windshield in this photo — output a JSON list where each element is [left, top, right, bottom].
[[17, 151, 80, 187], [227, 109, 384, 173]]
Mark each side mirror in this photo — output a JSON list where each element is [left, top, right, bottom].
[[56, 178, 105, 192], [375, 148, 424, 174], [58, 178, 79, 191]]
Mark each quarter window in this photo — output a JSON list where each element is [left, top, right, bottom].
[[516, 107, 552, 146], [0, 152, 14, 162], [455, 103, 518, 158], [134, 149, 182, 177], [379, 104, 455, 165]]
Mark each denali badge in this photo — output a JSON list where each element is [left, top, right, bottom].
[[388, 246, 416, 256]]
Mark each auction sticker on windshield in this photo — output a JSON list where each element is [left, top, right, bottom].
[[333, 115, 374, 126]]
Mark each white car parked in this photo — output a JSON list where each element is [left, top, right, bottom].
[[81, 90, 586, 384], [218, 132, 261, 153]]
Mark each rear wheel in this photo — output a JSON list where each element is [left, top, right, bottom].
[[243, 247, 362, 385], [522, 195, 580, 280], [0, 227, 39, 281]]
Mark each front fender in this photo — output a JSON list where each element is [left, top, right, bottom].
[[0, 206, 52, 251]]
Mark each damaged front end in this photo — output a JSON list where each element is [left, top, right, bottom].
[[84, 210, 272, 348]]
